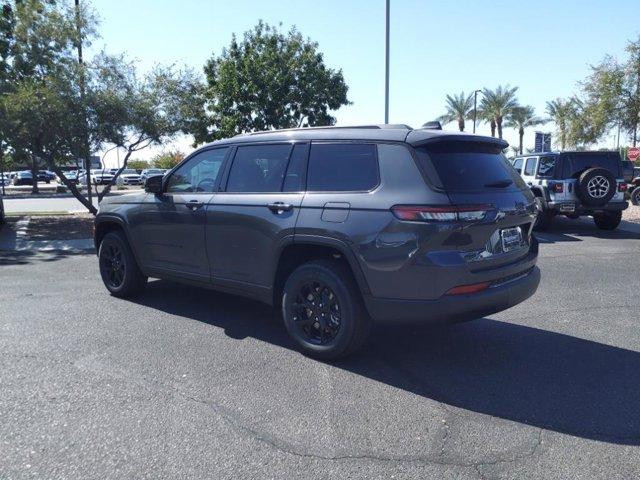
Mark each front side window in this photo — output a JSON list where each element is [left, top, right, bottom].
[[226, 144, 293, 193], [524, 158, 537, 176], [166, 148, 228, 193], [307, 143, 378, 192], [512, 158, 523, 173]]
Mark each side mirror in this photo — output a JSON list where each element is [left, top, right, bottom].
[[145, 175, 164, 194]]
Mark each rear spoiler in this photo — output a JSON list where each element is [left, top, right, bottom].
[[406, 130, 509, 150]]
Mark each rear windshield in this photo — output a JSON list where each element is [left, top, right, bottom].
[[417, 142, 525, 192], [561, 152, 621, 178]]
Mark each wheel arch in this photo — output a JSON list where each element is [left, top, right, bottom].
[[271, 236, 371, 307]]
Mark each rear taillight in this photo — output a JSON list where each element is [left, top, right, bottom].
[[391, 205, 492, 222], [445, 281, 490, 296], [618, 182, 627, 192], [552, 182, 564, 193]]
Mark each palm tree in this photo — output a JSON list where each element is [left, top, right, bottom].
[[545, 98, 577, 150], [437, 92, 474, 131], [505, 106, 544, 154], [479, 85, 519, 138]]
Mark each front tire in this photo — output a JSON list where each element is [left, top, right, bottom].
[[631, 187, 640, 206], [98, 231, 147, 297], [282, 260, 371, 360], [593, 211, 622, 230]]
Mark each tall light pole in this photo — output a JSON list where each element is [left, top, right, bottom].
[[473, 89, 482, 134], [384, 0, 390, 124]]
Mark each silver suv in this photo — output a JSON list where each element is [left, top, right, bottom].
[[512, 151, 629, 230], [95, 125, 540, 359]]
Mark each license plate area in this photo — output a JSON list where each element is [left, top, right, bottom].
[[501, 227, 523, 253]]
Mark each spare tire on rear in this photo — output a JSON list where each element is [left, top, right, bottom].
[[576, 167, 616, 207]]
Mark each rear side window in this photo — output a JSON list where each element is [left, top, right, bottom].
[[524, 158, 537, 176], [418, 142, 524, 192], [537, 156, 556, 177], [227, 144, 292, 193], [561, 152, 621, 178], [307, 143, 378, 192]]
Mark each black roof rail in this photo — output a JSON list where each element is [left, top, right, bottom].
[[235, 124, 413, 137]]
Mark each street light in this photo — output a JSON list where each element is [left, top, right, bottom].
[[384, 0, 390, 124], [473, 89, 482, 134]]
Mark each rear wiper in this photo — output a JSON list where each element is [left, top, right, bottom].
[[484, 179, 513, 188]]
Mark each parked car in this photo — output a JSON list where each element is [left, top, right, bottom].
[[512, 151, 628, 230], [80, 169, 114, 186], [140, 168, 166, 183], [629, 167, 640, 205], [95, 124, 540, 359], [13, 171, 34, 186], [61, 170, 80, 185], [37, 170, 56, 183], [0, 173, 11, 186], [118, 169, 142, 185]]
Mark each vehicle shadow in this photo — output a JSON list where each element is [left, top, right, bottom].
[[535, 216, 640, 244], [132, 279, 640, 446]]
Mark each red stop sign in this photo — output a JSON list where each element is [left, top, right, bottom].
[[629, 147, 640, 161]]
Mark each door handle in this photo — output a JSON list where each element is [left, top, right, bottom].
[[267, 202, 293, 213], [185, 199, 204, 210]]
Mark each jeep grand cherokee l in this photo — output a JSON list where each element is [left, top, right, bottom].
[[94, 125, 540, 359]]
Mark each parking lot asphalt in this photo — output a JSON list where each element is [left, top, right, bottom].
[[1, 217, 640, 479]]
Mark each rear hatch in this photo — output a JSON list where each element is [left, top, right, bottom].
[[414, 140, 537, 269]]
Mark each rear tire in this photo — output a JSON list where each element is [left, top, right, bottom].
[[282, 259, 371, 360], [533, 206, 553, 231], [98, 231, 147, 297], [593, 211, 622, 230]]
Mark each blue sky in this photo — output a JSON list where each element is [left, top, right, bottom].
[[90, 0, 639, 163]]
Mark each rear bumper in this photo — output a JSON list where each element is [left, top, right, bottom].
[[547, 201, 628, 213], [363, 266, 540, 324]]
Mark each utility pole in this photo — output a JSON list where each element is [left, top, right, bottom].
[[384, 0, 390, 124], [473, 89, 482, 134], [75, 0, 92, 208]]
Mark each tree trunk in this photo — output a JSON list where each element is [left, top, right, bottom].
[[490, 119, 496, 137], [519, 127, 524, 154], [496, 117, 503, 139], [98, 148, 134, 202], [49, 164, 97, 215], [458, 117, 465, 132], [30, 158, 39, 194]]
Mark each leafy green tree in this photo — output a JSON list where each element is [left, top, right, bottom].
[[127, 159, 150, 171], [479, 85, 520, 138], [151, 150, 184, 169], [193, 21, 350, 143], [505, 105, 544, 154], [578, 37, 640, 146], [545, 98, 579, 150], [437, 92, 474, 131]]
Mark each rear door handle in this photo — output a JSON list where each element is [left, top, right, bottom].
[[267, 202, 293, 213], [186, 199, 204, 210]]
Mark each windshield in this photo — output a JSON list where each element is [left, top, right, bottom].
[[122, 169, 137, 174], [417, 142, 527, 192]]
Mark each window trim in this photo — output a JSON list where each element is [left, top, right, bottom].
[[162, 146, 232, 195], [304, 140, 381, 194]]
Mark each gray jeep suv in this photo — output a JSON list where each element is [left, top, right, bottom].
[[95, 125, 540, 359]]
